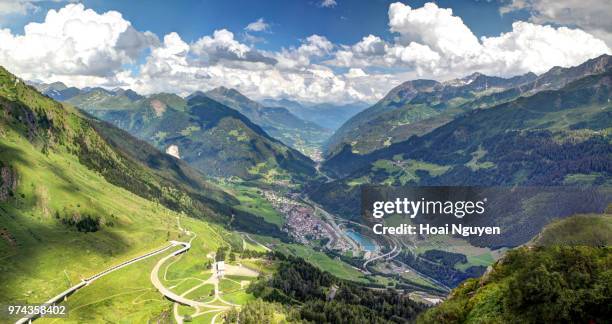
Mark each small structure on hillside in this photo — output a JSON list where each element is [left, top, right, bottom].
[[215, 261, 225, 278]]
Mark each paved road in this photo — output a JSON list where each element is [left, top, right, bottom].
[[242, 233, 271, 252], [302, 195, 401, 268], [153, 220, 250, 324], [149, 241, 225, 308], [15, 242, 180, 324], [362, 244, 398, 270]]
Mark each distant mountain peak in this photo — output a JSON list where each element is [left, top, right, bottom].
[[48, 81, 68, 90], [207, 86, 250, 101], [186, 90, 208, 100]]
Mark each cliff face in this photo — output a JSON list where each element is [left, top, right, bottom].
[[0, 163, 18, 201]]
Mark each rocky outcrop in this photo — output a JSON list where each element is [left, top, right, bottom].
[[0, 164, 18, 201]]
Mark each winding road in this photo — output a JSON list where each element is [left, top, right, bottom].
[[153, 218, 257, 324], [15, 242, 183, 324]]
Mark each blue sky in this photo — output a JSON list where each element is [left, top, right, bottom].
[[5, 0, 528, 50], [0, 1, 609, 103]]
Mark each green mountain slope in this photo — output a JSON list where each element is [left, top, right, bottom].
[[312, 68, 612, 228], [83, 93, 317, 185], [0, 65, 251, 317], [325, 54, 611, 158], [324, 73, 536, 157], [204, 87, 333, 156], [1, 67, 240, 221], [418, 212, 611, 324], [64, 87, 141, 111], [530, 212, 612, 247]]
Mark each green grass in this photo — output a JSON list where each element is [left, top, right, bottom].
[[38, 251, 174, 323], [222, 184, 284, 227], [184, 283, 215, 302], [160, 219, 225, 283], [372, 159, 450, 185], [242, 237, 268, 253], [532, 213, 612, 246], [222, 290, 255, 304], [219, 278, 242, 292], [0, 127, 235, 322], [254, 236, 367, 282], [1, 130, 179, 303], [170, 278, 205, 295], [466, 146, 495, 171], [563, 173, 606, 185], [455, 253, 495, 271], [225, 275, 255, 281], [194, 310, 222, 323]]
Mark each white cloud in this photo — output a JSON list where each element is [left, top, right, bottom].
[[125, 31, 390, 104], [245, 17, 269, 32], [0, 3, 157, 86], [331, 2, 609, 79], [389, 2, 481, 58], [274, 34, 334, 70], [1, 2, 610, 104], [191, 29, 276, 65], [0, 0, 37, 16], [320, 0, 337, 8], [0, 0, 77, 24], [500, 0, 612, 47]]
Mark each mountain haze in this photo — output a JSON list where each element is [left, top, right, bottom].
[[204, 87, 333, 156], [262, 98, 368, 130]]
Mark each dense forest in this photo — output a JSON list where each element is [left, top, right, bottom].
[[229, 253, 426, 323], [396, 250, 486, 288], [418, 246, 611, 323]]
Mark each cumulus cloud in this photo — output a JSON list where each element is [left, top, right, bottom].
[[191, 29, 277, 65], [275, 34, 334, 70], [331, 2, 610, 79], [389, 2, 481, 58], [500, 0, 612, 47], [0, 3, 157, 86], [245, 18, 269, 32], [0, 0, 38, 17], [125, 30, 395, 104]]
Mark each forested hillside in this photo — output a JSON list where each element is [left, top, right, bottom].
[[204, 87, 332, 157], [419, 212, 612, 324]]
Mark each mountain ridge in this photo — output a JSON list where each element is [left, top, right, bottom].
[[204, 86, 333, 156], [324, 54, 612, 158], [77, 90, 318, 184]]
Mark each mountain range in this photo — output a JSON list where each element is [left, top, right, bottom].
[[311, 56, 611, 246], [325, 54, 612, 158], [54, 89, 317, 184], [33, 82, 335, 159], [196, 87, 332, 157]]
